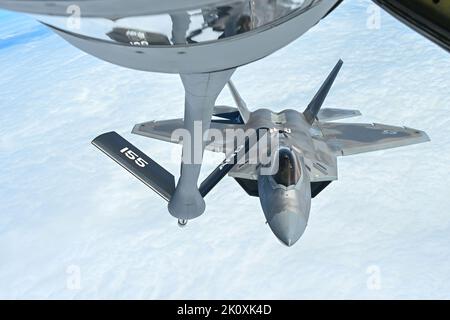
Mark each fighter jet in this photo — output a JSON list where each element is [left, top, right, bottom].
[[92, 60, 430, 246]]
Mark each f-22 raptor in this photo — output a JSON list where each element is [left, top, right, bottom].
[[93, 60, 429, 246]]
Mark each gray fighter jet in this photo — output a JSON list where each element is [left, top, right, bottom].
[[92, 60, 429, 246]]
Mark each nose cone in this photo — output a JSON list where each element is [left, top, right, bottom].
[[268, 211, 308, 247]]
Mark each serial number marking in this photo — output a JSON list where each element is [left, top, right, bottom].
[[120, 147, 149, 168]]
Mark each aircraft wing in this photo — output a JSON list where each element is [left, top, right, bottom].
[[132, 119, 243, 154], [318, 122, 430, 156]]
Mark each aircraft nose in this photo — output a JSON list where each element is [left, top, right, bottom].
[[268, 211, 308, 247]]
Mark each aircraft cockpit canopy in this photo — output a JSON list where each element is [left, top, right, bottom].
[[273, 148, 301, 187]]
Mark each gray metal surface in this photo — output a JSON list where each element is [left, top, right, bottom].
[[258, 149, 311, 246], [32, 0, 317, 44], [0, 0, 341, 73], [48, 4, 332, 73], [167, 70, 235, 220], [318, 122, 429, 156], [303, 59, 343, 124], [317, 108, 362, 122], [132, 104, 246, 154], [227, 80, 251, 123]]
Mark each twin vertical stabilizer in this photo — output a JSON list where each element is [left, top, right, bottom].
[[303, 59, 344, 124]]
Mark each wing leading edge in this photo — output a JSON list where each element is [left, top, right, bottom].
[[132, 105, 245, 153], [317, 122, 430, 156]]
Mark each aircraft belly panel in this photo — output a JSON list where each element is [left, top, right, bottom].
[[36, 0, 339, 73]]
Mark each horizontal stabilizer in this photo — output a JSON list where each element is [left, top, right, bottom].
[[317, 108, 361, 122], [132, 119, 184, 144], [212, 105, 245, 124], [92, 132, 175, 201], [213, 105, 239, 115]]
